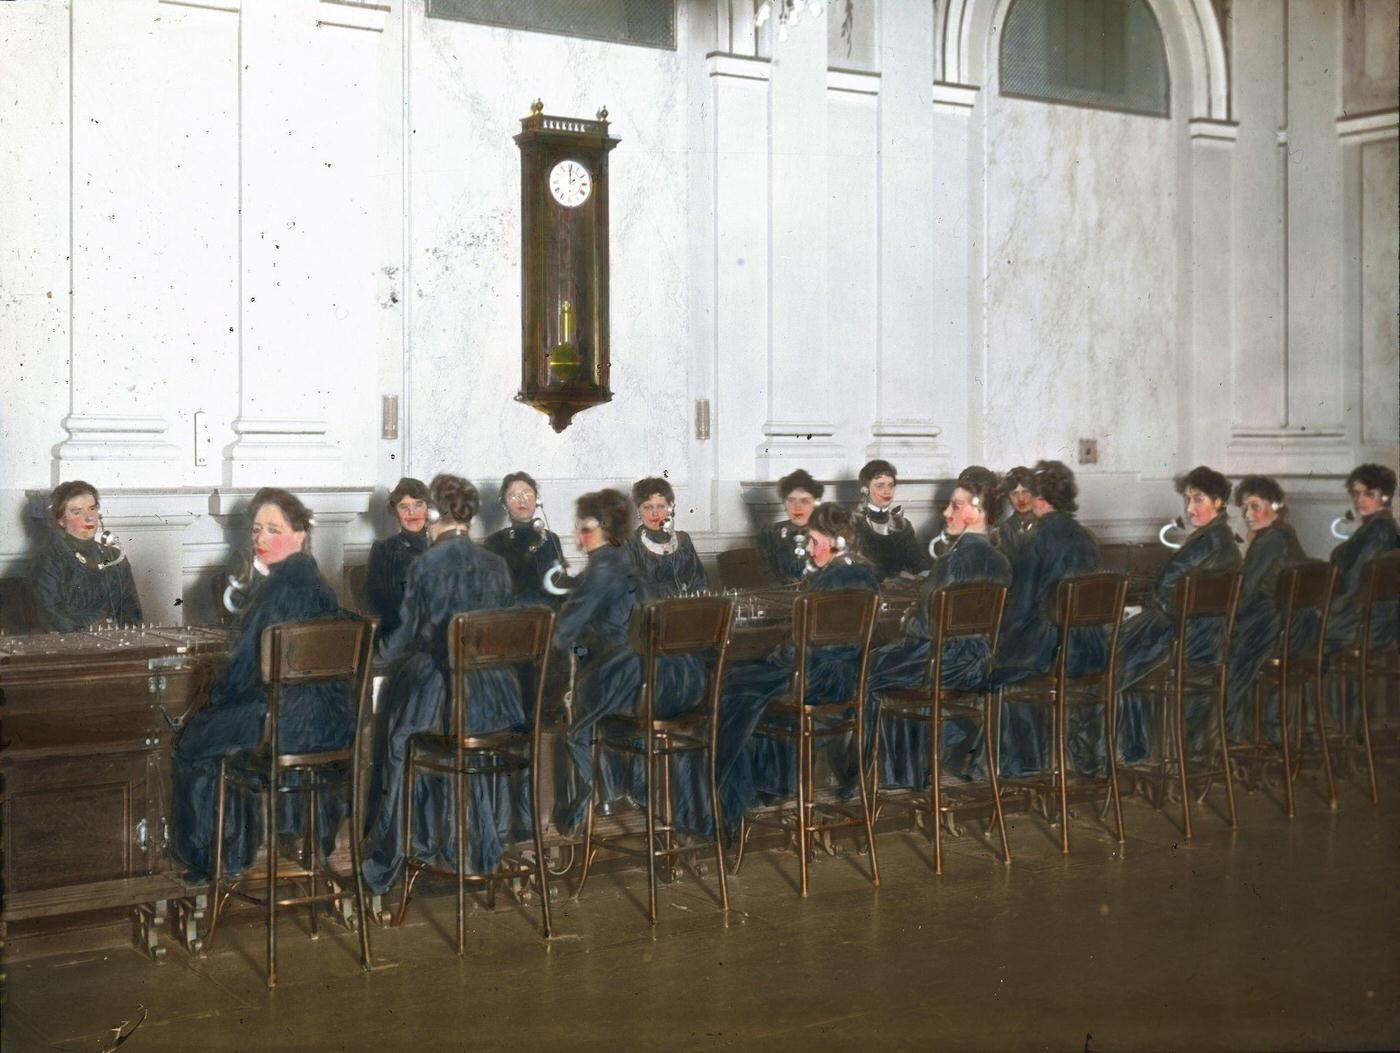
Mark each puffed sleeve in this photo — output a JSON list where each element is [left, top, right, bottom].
[[113, 560, 144, 626], [29, 540, 79, 633]]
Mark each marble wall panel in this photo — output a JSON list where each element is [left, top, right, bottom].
[[0, 2, 71, 497], [406, 7, 692, 488], [980, 97, 1180, 473], [1360, 139, 1399, 451]]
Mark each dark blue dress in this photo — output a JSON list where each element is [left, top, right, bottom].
[[171, 553, 351, 881], [360, 533, 522, 895], [551, 544, 706, 834], [625, 526, 708, 600], [863, 533, 1011, 788], [483, 524, 569, 608], [852, 508, 926, 580], [758, 520, 809, 583], [29, 531, 143, 632], [717, 556, 880, 821], [996, 509, 1038, 567], [1324, 512, 1398, 655], [993, 512, 1104, 777], [1223, 522, 1307, 742], [1112, 516, 1241, 765], [364, 529, 427, 640]]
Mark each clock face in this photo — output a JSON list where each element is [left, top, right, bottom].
[[548, 159, 592, 208]]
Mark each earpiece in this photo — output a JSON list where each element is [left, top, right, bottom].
[[1271, 501, 1282, 512], [834, 535, 847, 551], [427, 505, 441, 524], [970, 495, 982, 508]]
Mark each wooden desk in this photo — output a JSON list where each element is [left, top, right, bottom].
[[0, 626, 230, 960]]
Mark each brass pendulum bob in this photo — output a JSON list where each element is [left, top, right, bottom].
[[547, 299, 581, 384]]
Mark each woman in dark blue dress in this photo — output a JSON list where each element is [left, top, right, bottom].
[[625, 477, 708, 600], [1113, 466, 1241, 766], [360, 475, 523, 895], [364, 477, 429, 640], [757, 468, 821, 583], [29, 480, 143, 632], [717, 502, 881, 824], [851, 459, 927, 581], [1325, 464, 1398, 657], [552, 489, 707, 834], [483, 471, 571, 607], [996, 465, 1038, 566], [994, 460, 1104, 776], [172, 489, 351, 881], [1223, 476, 1307, 742], [863, 467, 1011, 789]]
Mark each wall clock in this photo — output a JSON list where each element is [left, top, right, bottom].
[[514, 101, 620, 432]]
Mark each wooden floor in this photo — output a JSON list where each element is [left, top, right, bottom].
[[4, 761, 1399, 1052]]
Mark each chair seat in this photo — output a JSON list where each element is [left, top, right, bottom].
[[756, 696, 855, 733], [879, 684, 986, 708], [225, 749, 351, 790], [596, 711, 711, 754]]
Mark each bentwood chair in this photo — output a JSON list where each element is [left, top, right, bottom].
[[396, 607, 554, 952], [871, 582, 1010, 875], [204, 615, 377, 989], [1128, 569, 1244, 839], [1235, 561, 1337, 817], [577, 596, 737, 924], [1325, 551, 1400, 805], [733, 588, 881, 897], [999, 573, 1130, 854]]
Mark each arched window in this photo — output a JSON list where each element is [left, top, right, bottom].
[[999, 0, 1170, 117]]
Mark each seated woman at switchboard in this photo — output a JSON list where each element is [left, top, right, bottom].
[[1222, 475, 1307, 743], [996, 465, 1038, 565], [757, 468, 823, 583], [171, 488, 350, 882], [483, 471, 570, 607], [993, 460, 1104, 777], [364, 476, 430, 639], [1111, 466, 1241, 768], [1324, 464, 1398, 657], [862, 466, 1011, 790], [29, 480, 143, 632], [361, 474, 524, 896], [851, 459, 926, 581], [551, 489, 707, 834], [625, 476, 707, 599], [715, 503, 881, 826]]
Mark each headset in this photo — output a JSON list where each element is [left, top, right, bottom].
[[222, 556, 270, 615]]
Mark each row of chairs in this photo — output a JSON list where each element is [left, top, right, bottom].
[[201, 553, 1400, 987]]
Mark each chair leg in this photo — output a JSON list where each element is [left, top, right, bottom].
[[645, 747, 659, 925], [1105, 696, 1125, 844], [987, 693, 1011, 865], [708, 735, 729, 913], [203, 759, 230, 956], [455, 767, 467, 956], [307, 783, 320, 939], [1217, 678, 1238, 830], [1174, 685, 1193, 841], [266, 777, 278, 990], [856, 714, 880, 889], [931, 707, 943, 876], [1276, 681, 1296, 818], [530, 748, 553, 939], [796, 722, 810, 897], [732, 814, 751, 875], [397, 754, 417, 926], [1057, 698, 1071, 855], [1358, 666, 1380, 805], [1311, 680, 1338, 810], [577, 737, 601, 899], [349, 774, 373, 972], [661, 744, 675, 886]]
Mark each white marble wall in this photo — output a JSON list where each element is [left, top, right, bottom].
[[980, 99, 1181, 474], [1, 0, 1396, 614]]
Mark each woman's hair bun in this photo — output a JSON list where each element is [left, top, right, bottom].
[[429, 473, 479, 525]]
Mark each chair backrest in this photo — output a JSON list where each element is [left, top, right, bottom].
[[259, 615, 378, 758], [717, 547, 773, 590], [1274, 560, 1335, 672], [640, 596, 737, 726], [447, 606, 555, 743], [1169, 568, 1243, 668], [1052, 572, 1129, 686], [1358, 551, 1400, 657], [923, 581, 1008, 695], [791, 588, 880, 707]]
